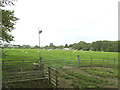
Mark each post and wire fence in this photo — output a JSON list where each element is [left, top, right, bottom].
[[41, 55, 118, 68]]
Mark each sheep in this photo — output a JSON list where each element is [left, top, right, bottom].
[[73, 50, 77, 53], [48, 49, 51, 51]]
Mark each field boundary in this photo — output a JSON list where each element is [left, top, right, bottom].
[[42, 55, 118, 68]]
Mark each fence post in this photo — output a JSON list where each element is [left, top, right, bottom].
[[91, 57, 92, 66], [40, 57, 42, 70], [56, 70, 58, 88], [42, 64, 44, 77], [20, 60, 24, 80], [2, 60, 4, 70], [114, 58, 115, 68], [103, 58, 104, 67], [77, 55, 80, 67], [48, 67, 51, 84], [107, 58, 109, 67], [22, 60, 24, 71], [40, 57, 42, 64]]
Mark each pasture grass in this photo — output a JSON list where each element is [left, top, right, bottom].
[[2, 49, 118, 68], [3, 49, 118, 60], [59, 68, 114, 88], [58, 67, 118, 88], [82, 67, 118, 78], [2, 49, 119, 88]]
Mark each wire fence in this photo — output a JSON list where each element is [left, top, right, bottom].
[[41, 55, 118, 68]]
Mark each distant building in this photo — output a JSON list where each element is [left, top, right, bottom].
[[14, 46, 19, 48], [0, 43, 15, 48], [64, 48, 70, 50], [8, 44, 14, 48], [22, 45, 31, 48]]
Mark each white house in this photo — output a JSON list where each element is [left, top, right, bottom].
[[8, 44, 14, 48], [63, 48, 70, 50]]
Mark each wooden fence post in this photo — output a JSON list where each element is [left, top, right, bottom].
[[48, 67, 51, 84], [2, 60, 4, 70], [40, 57, 42, 70], [91, 57, 92, 66], [103, 58, 104, 67], [107, 58, 109, 67], [77, 55, 80, 67], [20, 60, 24, 80], [42, 64, 44, 77], [56, 70, 58, 88], [40, 57, 42, 64], [114, 58, 115, 68], [22, 60, 24, 71]]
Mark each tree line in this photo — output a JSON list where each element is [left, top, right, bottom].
[[71, 40, 119, 52], [1, 40, 119, 52], [42, 40, 119, 52]]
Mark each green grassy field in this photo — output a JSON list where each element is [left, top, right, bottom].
[[2, 48, 118, 68], [3, 49, 118, 60], [2, 49, 119, 89]]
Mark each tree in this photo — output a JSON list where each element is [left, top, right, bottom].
[[64, 44, 68, 48], [0, 0, 19, 43], [0, 0, 16, 7], [69, 44, 73, 48], [49, 43, 54, 47], [34, 45, 39, 49], [72, 41, 87, 50], [49, 43, 56, 49], [58, 45, 64, 49]]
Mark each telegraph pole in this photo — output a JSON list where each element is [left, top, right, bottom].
[[38, 28, 42, 60]]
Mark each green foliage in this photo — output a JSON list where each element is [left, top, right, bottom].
[[91, 41, 118, 52], [1, 0, 19, 43], [70, 40, 118, 52], [34, 45, 39, 49], [72, 41, 87, 50], [2, 49, 7, 58], [1, 10, 19, 42], [64, 44, 68, 48], [0, 0, 16, 7], [47, 43, 56, 49]]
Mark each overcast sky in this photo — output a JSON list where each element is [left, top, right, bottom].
[[5, 0, 119, 46]]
